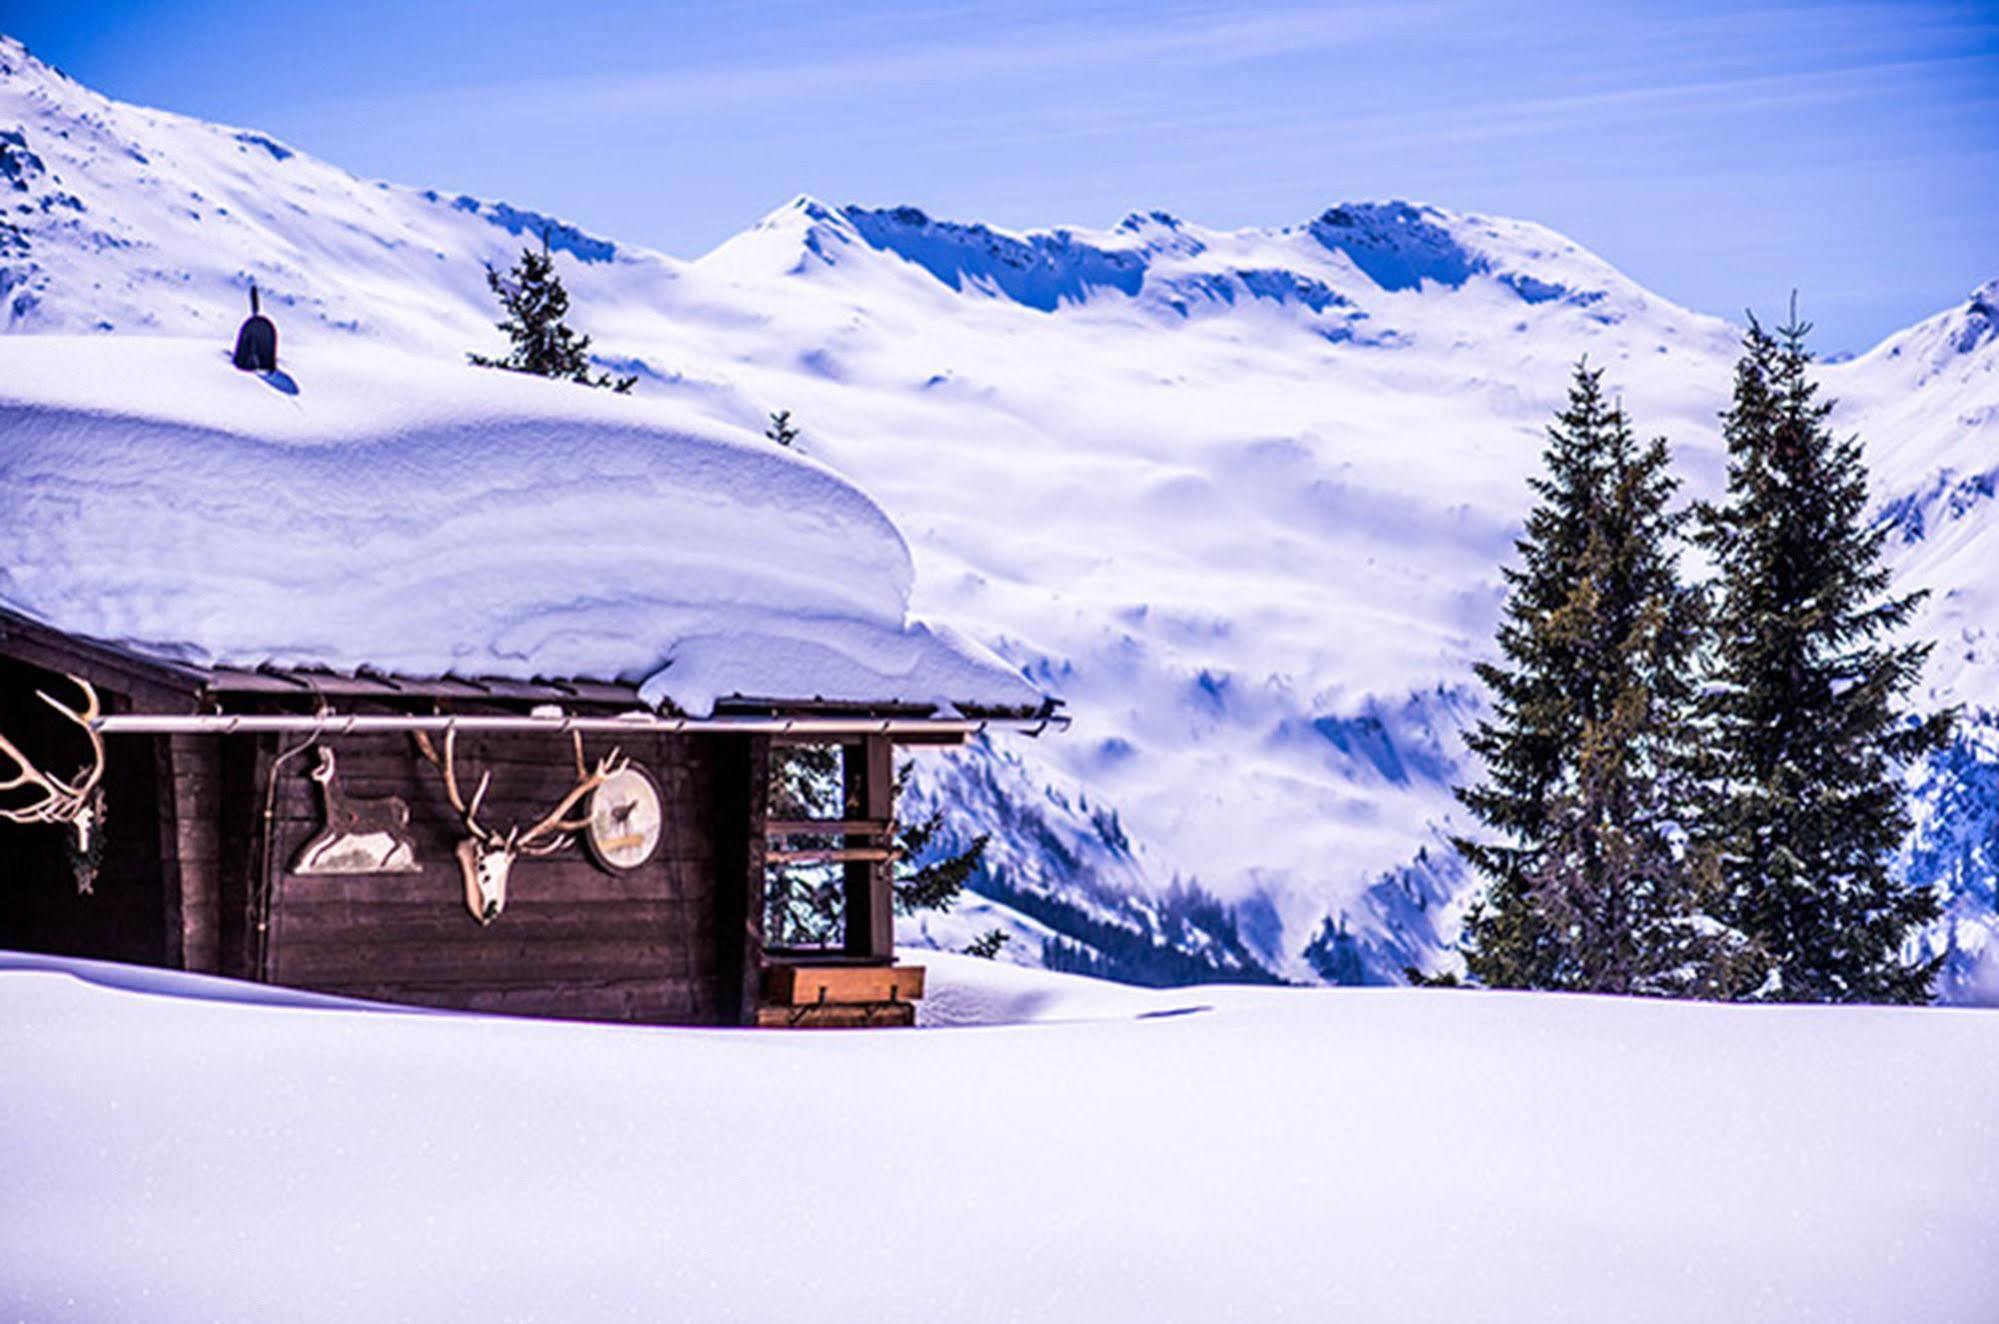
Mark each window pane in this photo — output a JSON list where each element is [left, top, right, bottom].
[[765, 742, 853, 949]]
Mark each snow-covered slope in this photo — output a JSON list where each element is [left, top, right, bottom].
[[1837, 283, 1999, 1001], [2, 949, 1995, 1322], [4, 34, 1995, 992], [1845, 281, 1999, 711]]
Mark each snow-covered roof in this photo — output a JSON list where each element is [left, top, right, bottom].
[[0, 335, 1046, 718]]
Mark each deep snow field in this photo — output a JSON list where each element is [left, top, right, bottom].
[[1, 951, 1995, 1323]]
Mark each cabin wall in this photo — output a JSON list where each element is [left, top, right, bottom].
[[212, 731, 269, 982], [0, 651, 775, 1027], [0, 656, 169, 966], [253, 728, 763, 1025], [722, 733, 769, 1023], [160, 734, 224, 972]]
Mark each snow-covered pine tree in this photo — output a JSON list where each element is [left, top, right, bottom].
[[1455, 361, 1713, 993], [468, 232, 636, 392], [1693, 312, 1951, 1003]]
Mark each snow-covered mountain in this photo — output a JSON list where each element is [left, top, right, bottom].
[[1848, 285, 1999, 1001], [5, 33, 1996, 995]]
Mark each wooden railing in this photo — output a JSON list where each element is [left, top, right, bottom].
[[765, 818, 898, 866]]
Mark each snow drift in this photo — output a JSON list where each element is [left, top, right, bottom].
[[1, 949, 1995, 1322], [0, 334, 1042, 717]]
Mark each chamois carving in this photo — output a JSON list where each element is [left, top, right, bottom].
[[291, 747, 420, 875]]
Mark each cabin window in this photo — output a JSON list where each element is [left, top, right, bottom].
[[765, 742, 850, 948], [764, 737, 896, 957]]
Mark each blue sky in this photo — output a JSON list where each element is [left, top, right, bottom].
[[10, 1, 1996, 351]]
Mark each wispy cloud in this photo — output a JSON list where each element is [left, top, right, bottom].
[[341, 3, 1464, 123], [1296, 50, 1999, 157], [714, 34, 1997, 193]]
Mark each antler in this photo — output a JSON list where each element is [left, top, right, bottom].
[[413, 728, 624, 856], [0, 676, 105, 826], [413, 728, 500, 846], [517, 732, 628, 856]]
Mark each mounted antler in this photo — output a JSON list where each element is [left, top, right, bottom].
[[414, 728, 626, 924], [0, 675, 107, 892]]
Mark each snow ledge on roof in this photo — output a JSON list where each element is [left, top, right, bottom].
[[0, 334, 1046, 718]]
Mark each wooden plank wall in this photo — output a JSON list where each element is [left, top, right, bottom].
[[0, 656, 168, 966], [259, 729, 752, 1024], [214, 732, 271, 982], [161, 734, 222, 972], [716, 734, 767, 1025]]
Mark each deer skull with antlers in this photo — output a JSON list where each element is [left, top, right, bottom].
[[0, 675, 107, 893], [414, 728, 626, 924]]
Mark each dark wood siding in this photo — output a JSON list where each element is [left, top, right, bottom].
[[160, 733, 223, 972], [715, 733, 767, 1024], [214, 731, 271, 982], [0, 626, 789, 1026], [259, 729, 755, 1024]]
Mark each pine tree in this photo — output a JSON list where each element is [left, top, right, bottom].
[[1693, 311, 1950, 1003], [468, 232, 636, 392], [890, 762, 990, 916], [1527, 426, 1732, 994], [1455, 362, 1619, 987], [1455, 361, 1714, 992]]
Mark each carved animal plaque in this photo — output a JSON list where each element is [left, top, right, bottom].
[[292, 748, 420, 874]]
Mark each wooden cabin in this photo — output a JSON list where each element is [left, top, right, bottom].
[[0, 609, 1049, 1024], [0, 334, 1055, 1026]]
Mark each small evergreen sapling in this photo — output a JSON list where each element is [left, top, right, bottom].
[[766, 410, 799, 448], [963, 929, 1011, 959], [468, 232, 636, 393]]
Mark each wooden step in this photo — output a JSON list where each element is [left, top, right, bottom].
[[754, 1002, 917, 1029], [762, 963, 926, 1006]]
